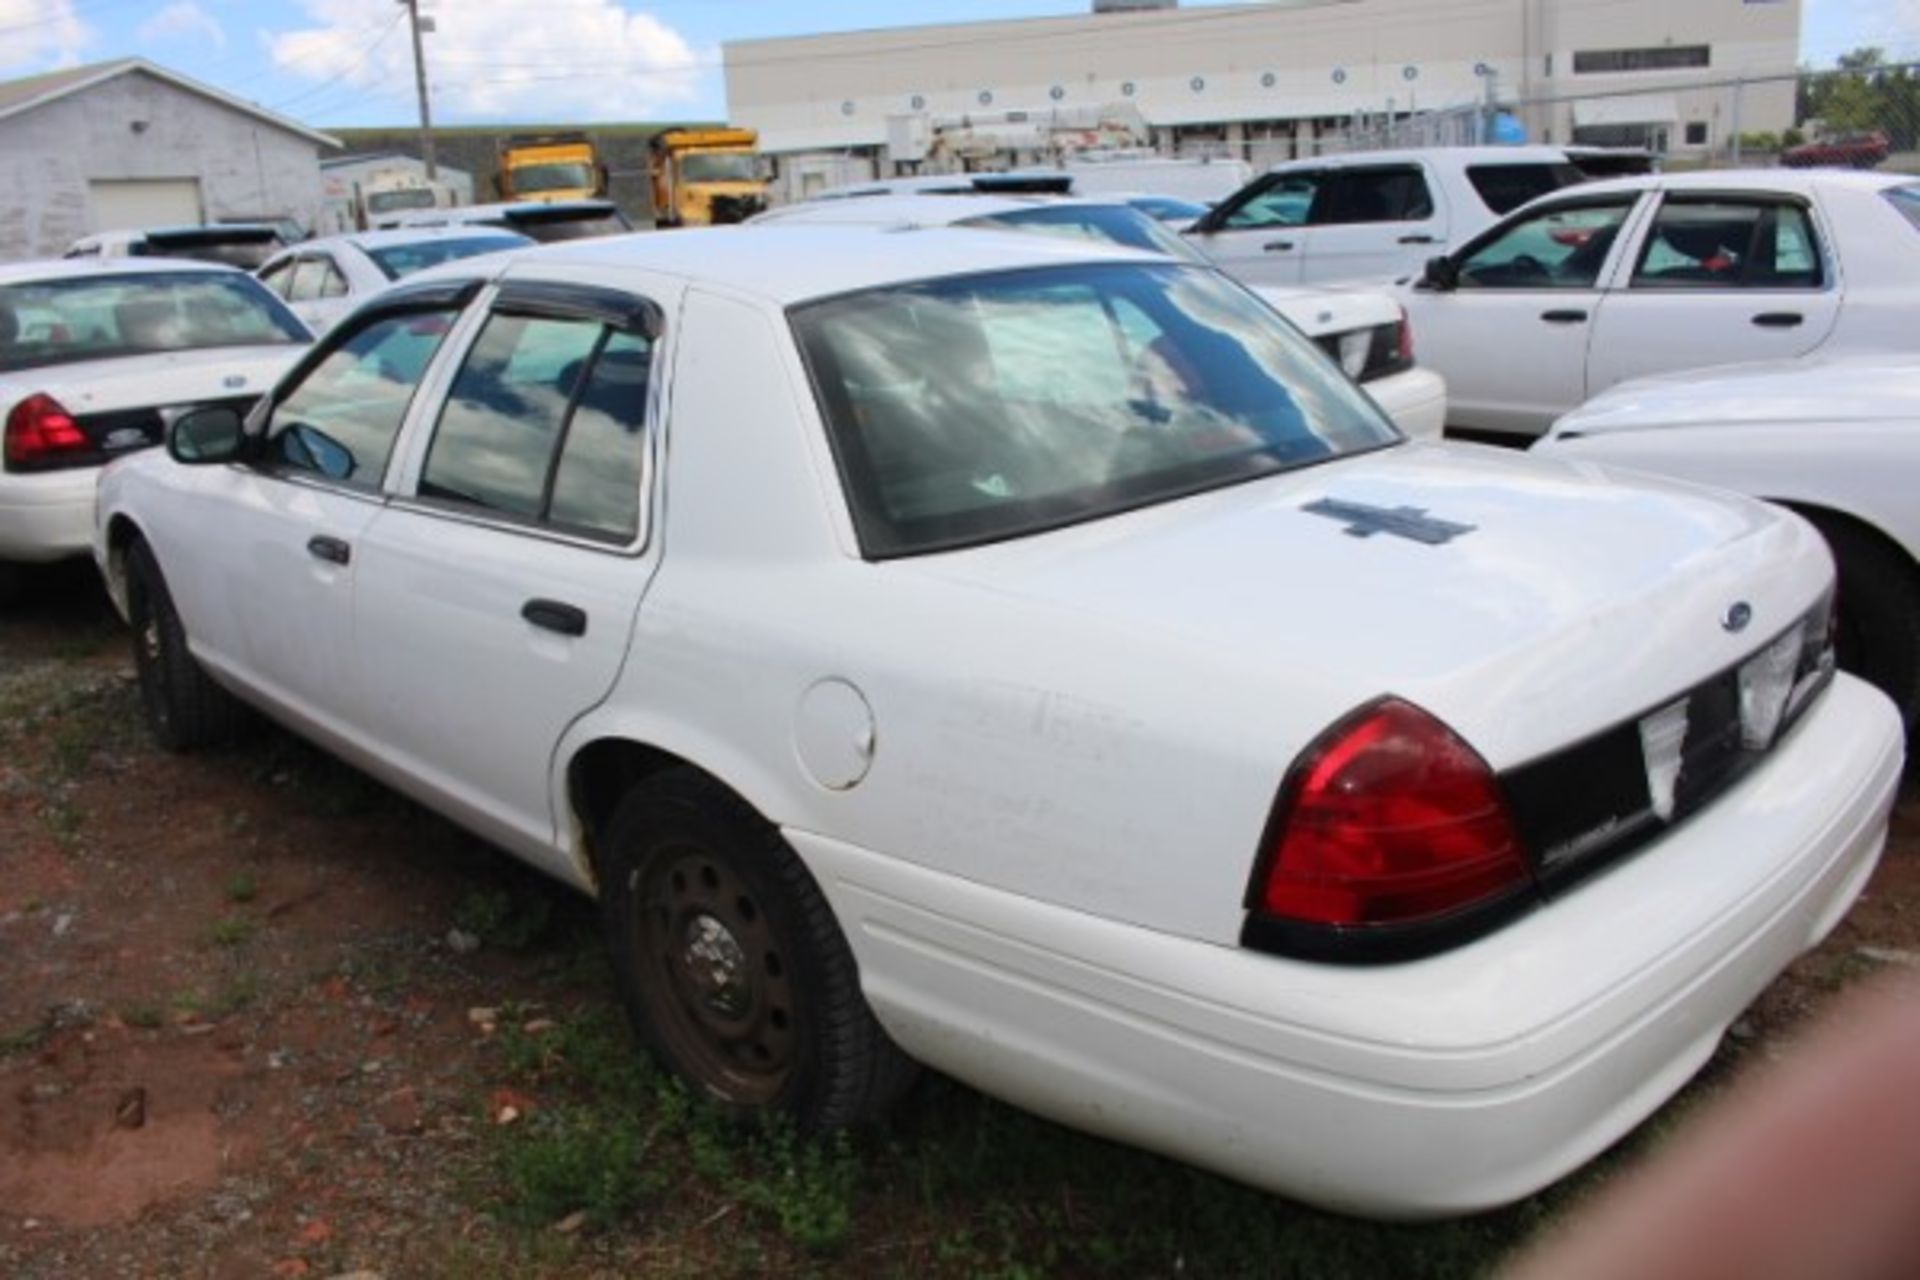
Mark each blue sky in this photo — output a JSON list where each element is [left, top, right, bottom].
[[0, 0, 1911, 127]]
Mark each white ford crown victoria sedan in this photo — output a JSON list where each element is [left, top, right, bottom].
[[1404, 171, 1920, 436], [92, 228, 1903, 1217], [1, 258, 310, 605], [1538, 352, 1920, 733]]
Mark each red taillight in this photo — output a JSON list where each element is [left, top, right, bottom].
[[1250, 698, 1529, 932], [4, 393, 91, 470], [1394, 305, 1415, 365]]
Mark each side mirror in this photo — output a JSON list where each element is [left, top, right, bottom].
[[1418, 255, 1460, 292], [167, 405, 246, 465]]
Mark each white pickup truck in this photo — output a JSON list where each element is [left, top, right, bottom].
[[94, 228, 1901, 1216]]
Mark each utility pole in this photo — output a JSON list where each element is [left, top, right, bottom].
[[399, 0, 437, 179]]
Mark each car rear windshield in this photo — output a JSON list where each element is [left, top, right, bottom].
[[1886, 185, 1920, 232], [793, 262, 1400, 558], [0, 271, 308, 374], [1466, 162, 1585, 214], [501, 209, 633, 241], [367, 234, 530, 280], [964, 204, 1214, 265]]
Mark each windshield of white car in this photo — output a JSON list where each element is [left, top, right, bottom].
[[0, 272, 308, 373], [367, 234, 531, 280], [1886, 185, 1920, 232], [793, 263, 1401, 558], [963, 205, 1214, 265]]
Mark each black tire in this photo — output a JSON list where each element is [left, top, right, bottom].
[[1810, 516, 1920, 734], [598, 769, 917, 1130], [0, 562, 21, 608], [125, 539, 244, 751]]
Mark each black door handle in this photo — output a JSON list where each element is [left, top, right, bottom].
[[306, 535, 351, 566], [1540, 309, 1589, 324], [522, 599, 588, 637], [1752, 312, 1804, 328], [1398, 234, 1437, 245], [1263, 240, 1296, 252]]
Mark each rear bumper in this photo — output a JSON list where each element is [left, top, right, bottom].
[[1365, 367, 1447, 441], [795, 674, 1903, 1217], [0, 467, 98, 563]]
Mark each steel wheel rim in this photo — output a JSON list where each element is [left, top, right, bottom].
[[633, 846, 796, 1104]]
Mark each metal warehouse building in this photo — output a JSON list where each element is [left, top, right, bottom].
[[726, 0, 1801, 195], [0, 58, 337, 261]]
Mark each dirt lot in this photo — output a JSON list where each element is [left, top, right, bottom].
[[2, 561, 1915, 1280]]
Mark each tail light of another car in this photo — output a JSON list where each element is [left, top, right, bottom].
[[1242, 698, 1535, 961], [4, 394, 91, 472]]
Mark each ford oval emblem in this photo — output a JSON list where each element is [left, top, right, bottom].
[[1722, 602, 1754, 634], [223, 375, 247, 389]]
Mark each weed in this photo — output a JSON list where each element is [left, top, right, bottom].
[[493, 1105, 665, 1229], [738, 1123, 859, 1256], [207, 916, 258, 948], [455, 887, 555, 953], [122, 1004, 165, 1030], [224, 871, 259, 904], [0, 1022, 48, 1058]]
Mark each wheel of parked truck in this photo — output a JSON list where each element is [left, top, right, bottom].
[[125, 539, 244, 751], [1809, 515, 1920, 735], [598, 768, 917, 1128]]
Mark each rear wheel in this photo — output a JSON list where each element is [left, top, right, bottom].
[[598, 769, 916, 1128], [1810, 516, 1920, 734], [0, 562, 21, 608], [126, 539, 244, 750]]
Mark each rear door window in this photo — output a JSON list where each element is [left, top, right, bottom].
[[418, 308, 654, 543], [1310, 167, 1434, 224], [1632, 199, 1825, 289]]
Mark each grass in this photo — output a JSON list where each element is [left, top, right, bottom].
[[207, 916, 259, 948], [455, 886, 557, 953], [224, 871, 260, 904]]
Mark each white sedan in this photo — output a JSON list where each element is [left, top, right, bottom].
[[94, 228, 1901, 1216], [1538, 352, 1920, 732], [0, 258, 309, 605], [754, 194, 1447, 439], [1404, 170, 1920, 436], [256, 227, 531, 335]]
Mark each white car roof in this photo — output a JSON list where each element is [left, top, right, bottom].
[[0, 256, 249, 286], [440, 225, 1160, 306], [754, 193, 1131, 229], [1269, 145, 1575, 172], [278, 227, 534, 257], [1557, 167, 1914, 200], [811, 169, 1073, 201]]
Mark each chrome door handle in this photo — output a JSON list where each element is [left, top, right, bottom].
[[306, 535, 351, 566]]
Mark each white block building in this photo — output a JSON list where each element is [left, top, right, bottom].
[[725, 0, 1801, 198]]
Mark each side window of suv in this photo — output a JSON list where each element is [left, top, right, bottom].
[[1632, 200, 1826, 289], [265, 309, 459, 489], [1222, 173, 1321, 229], [420, 310, 653, 544], [1311, 167, 1435, 225]]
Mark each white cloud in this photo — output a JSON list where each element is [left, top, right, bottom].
[[266, 0, 703, 121], [139, 2, 228, 51], [0, 0, 89, 74]]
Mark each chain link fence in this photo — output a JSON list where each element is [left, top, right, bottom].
[[1317, 60, 1920, 174]]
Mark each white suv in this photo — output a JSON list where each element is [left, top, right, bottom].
[[1185, 146, 1590, 286]]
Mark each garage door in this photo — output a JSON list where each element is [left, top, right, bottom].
[[88, 178, 203, 231]]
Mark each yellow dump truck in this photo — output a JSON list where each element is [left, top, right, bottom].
[[496, 133, 608, 204], [647, 128, 768, 226]]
